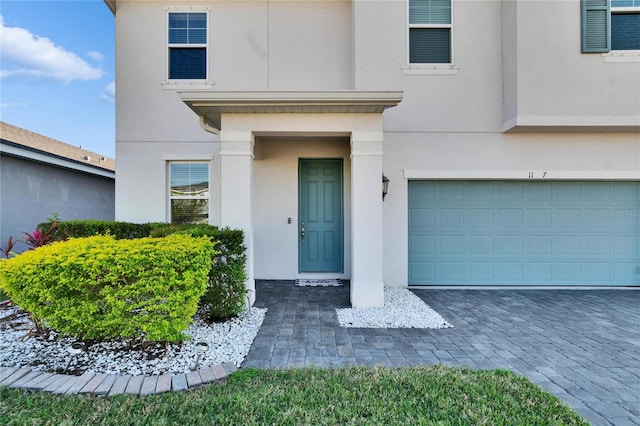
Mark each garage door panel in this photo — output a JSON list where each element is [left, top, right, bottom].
[[614, 263, 640, 283], [409, 181, 639, 286], [440, 262, 465, 281], [499, 183, 524, 201], [409, 261, 435, 281], [497, 262, 523, 282], [468, 208, 493, 227], [612, 236, 638, 256], [409, 208, 435, 228], [409, 235, 435, 256], [439, 208, 464, 228], [584, 262, 611, 282], [585, 209, 610, 228], [555, 209, 581, 228], [527, 236, 552, 254], [527, 184, 553, 202], [526, 262, 553, 282], [469, 235, 493, 254], [556, 183, 582, 203], [498, 209, 523, 227], [584, 236, 610, 255], [612, 183, 639, 202], [468, 262, 494, 281], [439, 235, 464, 254], [527, 209, 552, 227], [498, 236, 523, 255]]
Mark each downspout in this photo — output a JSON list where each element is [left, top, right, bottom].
[[199, 115, 220, 136]]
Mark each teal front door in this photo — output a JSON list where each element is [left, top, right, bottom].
[[299, 159, 343, 272]]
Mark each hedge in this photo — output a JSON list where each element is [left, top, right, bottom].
[[0, 234, 215, 342], [150, 224, 247, 321], [47, 220, 163, 241], [38, 220, 249, 322]]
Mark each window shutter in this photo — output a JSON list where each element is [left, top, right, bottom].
[[581, 0, 611, 53]]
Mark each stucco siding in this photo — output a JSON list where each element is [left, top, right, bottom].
[[1, 155, 115, 252]]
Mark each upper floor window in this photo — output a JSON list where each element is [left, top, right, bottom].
[[169, 162, 209, 224], [611, 0, 640, 50], [582, 0, 640, 52], [168, 12, 207, 80], [408, 0, 452, 63]]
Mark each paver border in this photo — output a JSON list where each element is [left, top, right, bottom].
[[0, 362, 237, 397]]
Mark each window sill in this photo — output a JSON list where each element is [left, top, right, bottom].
[[602, 51, 640, 63], [401, 64, 459, 75], [162, 81, 215, 90]]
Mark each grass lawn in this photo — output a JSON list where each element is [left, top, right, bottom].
[[1, 365, 587, 425]]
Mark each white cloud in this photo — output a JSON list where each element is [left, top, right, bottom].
[[0, 15, 104, 84], [0, 101, 27, 109], [88, 51, 105, 62], [99, 81, 115, 103]]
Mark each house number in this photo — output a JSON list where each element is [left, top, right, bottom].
[[528, 172, 547, 179]]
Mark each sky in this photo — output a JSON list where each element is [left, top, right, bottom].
[[1, 0, 116, 158]]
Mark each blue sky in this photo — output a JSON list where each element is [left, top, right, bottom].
[[1, 0, 115, 157]]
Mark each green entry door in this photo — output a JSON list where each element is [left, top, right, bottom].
[[299, 159, 344, 272]]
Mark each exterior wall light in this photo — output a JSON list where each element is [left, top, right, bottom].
[[382, 174, 389, 201]]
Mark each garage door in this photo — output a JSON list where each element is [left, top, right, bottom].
[[408, 181, 640, 286]]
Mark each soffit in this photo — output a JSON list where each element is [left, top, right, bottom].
[[178, 91, 404, 130]]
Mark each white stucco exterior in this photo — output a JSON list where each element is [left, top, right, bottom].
[[108, 0, 640, 305]]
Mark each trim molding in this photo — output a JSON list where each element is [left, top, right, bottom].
[[403, 169, 640, 180]]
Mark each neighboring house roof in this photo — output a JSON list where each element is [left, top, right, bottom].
[[0, 121, 115, 178]]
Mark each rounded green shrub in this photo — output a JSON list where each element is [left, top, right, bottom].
[[0, 234, 215, 342]]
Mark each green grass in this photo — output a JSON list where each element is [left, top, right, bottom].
[[0, 365, 588, 426]]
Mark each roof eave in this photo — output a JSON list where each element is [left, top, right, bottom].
[[178, 90, 404, 130]]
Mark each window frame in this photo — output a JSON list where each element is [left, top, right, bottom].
[[168, 161, 211, 225], [610, 3, 640, 51], [582, 0, 640, 57], [405, 0, 458, 74], [166, 8, 210, 82]]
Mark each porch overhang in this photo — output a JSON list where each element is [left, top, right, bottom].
[[178, 91, 404, 130]]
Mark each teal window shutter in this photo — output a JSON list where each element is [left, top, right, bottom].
[[581, 0, 611, 53]]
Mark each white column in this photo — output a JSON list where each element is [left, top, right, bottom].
[[350, 131, 385, 307], [219, 130, 255, 304]]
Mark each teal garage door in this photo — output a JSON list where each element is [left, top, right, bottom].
[[408, 181, 640, 286]]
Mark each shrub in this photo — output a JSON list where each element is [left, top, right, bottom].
[[0, 234, 215, 342], [150, 224, 247, 321], [45, 220, 162, 241]]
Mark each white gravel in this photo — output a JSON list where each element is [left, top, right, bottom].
[[336, 287, 453, 329], [0, 304, 266, 376], [1, 287, 450, 377]]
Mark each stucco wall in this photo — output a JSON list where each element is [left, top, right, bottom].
[[0, 155, 115, 253]]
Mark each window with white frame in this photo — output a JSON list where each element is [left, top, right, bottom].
[[582, 0, 640, 52], [611, 0, 640, 50], [408, 0, 452, 63], [169, 162, 209, 224], [168, 11, 207, 80]]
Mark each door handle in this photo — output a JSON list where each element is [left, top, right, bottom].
[[300, 222, 305, 241]]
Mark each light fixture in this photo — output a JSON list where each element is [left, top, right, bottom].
[[192, 341, 209, 370], [63, 342, 85, 373], [382, 174, 389, 201]]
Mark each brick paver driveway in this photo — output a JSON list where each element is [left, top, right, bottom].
[[244, 281, 640, 426]]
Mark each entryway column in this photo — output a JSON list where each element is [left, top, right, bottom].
[[350, 131, 385, 307], [219, 130, 255, 304]]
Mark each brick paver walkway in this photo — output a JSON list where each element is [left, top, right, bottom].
[[243, 281, 640, 426]]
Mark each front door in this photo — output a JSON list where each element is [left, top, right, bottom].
[[299, 159, 343, 272]]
